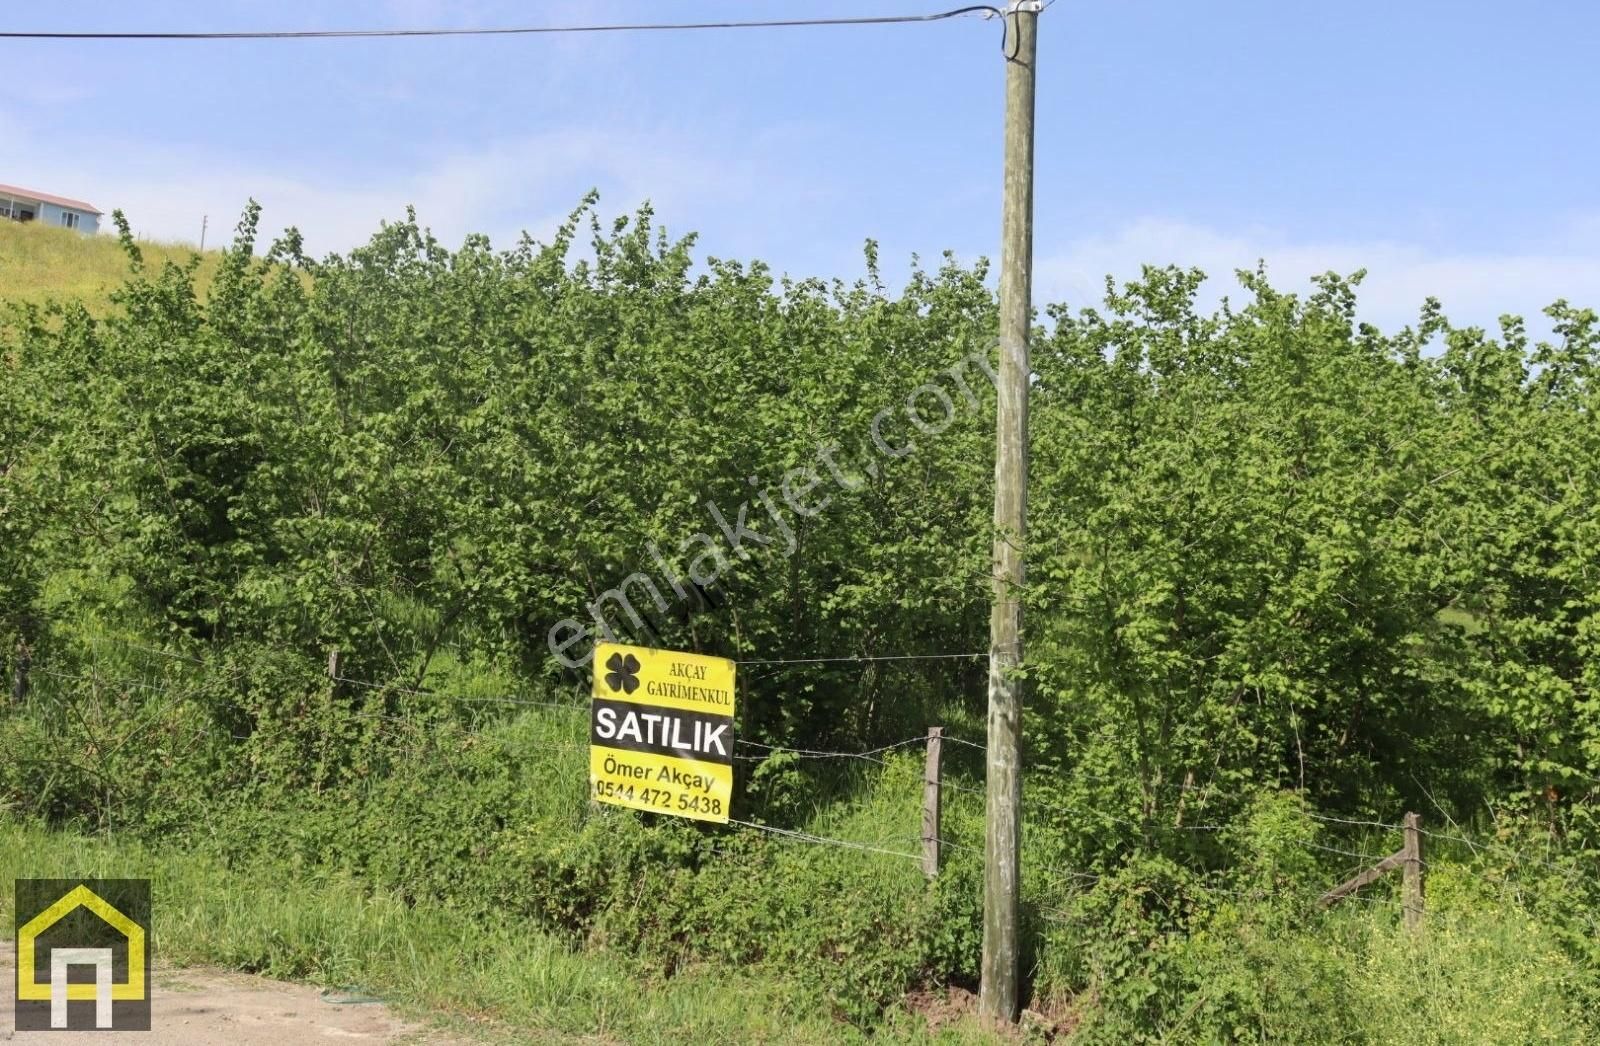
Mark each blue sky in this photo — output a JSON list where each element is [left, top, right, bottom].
[[4, 0, 1597, 335]]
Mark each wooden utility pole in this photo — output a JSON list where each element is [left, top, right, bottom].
[[982, 0, 1040, 1027]]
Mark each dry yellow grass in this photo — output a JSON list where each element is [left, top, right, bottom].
[[0, 219, 222, 315]]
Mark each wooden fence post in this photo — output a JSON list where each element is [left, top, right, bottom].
[[1317, 810, 1426, 930], [10, 640, 29, 706], [922, 727, 943, 878], [1402, 811, 1424, 931]]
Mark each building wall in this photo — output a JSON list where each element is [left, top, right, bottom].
[[38, 202, 100, 236]]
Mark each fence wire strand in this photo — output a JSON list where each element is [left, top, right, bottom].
[[20, 646, 1600, 910], [726, 819, 923, 862]]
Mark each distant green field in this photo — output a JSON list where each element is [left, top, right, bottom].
[[0, 219, 220, 313]]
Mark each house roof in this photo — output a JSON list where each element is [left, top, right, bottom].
[[0, 182, 103, 215]]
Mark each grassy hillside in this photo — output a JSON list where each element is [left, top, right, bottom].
[[0, 218, 220, 313]]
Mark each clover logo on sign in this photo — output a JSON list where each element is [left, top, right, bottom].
[[604, 651, 641, 695]]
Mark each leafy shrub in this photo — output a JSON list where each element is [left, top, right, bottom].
[[3, 199, 1599, 1034]]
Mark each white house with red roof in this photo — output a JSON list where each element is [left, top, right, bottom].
[[0, 182, 102, 235]]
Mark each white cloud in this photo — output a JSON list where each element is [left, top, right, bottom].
[[1037, 218, 1600, 339], [9, 119, 802, 259], [11, 82, 1596, 345], [0, 0, 786, 261]]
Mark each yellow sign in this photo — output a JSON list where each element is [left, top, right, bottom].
[[590, 642, 735, 823]]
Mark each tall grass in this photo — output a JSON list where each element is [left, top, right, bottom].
[[5, 641, 1597, 1041], [0, 219, 219, 314], [0, 819, 979, 1043]]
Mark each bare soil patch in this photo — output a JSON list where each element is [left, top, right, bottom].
[[2, 943, 468, 1045]]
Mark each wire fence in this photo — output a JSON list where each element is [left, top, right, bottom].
[[10, 636, 1600, 924], [10, 640, 985, 859]]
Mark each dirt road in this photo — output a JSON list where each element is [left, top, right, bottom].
[[2, 944, 468, 1045]]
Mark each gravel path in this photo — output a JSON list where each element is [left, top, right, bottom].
[[2, 944, 467, 1045]]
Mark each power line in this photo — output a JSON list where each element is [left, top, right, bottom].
[[0, 6, 1004, 42]]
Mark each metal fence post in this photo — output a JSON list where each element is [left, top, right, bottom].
[[922, 727, 944, 877]]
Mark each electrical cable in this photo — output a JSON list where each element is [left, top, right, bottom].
[[0, 7, 1005, 41]]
